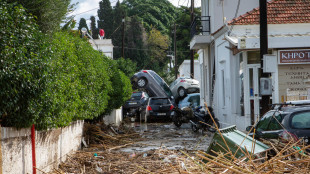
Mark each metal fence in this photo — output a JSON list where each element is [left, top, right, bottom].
[[190, 16, 211, 38]]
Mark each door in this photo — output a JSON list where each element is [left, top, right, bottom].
[[246, 64, 261, 125]]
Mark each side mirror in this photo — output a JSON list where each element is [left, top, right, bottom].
[[246, 126, 253, 132]]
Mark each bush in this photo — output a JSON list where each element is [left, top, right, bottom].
[[0, 2, 50, 128], [104, 59, 132, 114], [0, 2, 132, 129]]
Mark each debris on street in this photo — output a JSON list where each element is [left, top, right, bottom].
[[82, 121, 142, 150], [50, 121, 310, 174]]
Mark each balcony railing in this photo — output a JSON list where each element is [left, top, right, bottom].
[[190, 16, 211, 39]]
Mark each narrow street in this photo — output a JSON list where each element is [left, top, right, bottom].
[[121, 121, 213, 152], [54, 120, 215, 173]]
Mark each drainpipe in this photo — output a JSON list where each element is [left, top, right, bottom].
[[31, 124, 36, 174]]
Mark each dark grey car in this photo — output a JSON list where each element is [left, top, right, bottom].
[[246, 105, 310, 146], [139, 97, 174, 122], [131, 70, 175, 105]]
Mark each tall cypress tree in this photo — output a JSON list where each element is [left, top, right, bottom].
[[78, 18, 89, 37], [125, 16, 148, 70], [113, 0, 126, 59], [90, 16, 99, 39], [97, 0, 113, 39]]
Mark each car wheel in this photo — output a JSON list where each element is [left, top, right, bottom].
[[137, 78, 147, 88], [178, 87, 187, 98]]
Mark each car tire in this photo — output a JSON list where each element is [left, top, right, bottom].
[[178, 87, 187, 98], [137, 78, 147, 88]]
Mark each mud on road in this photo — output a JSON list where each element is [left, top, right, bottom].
[[54, 120, 215, 173], [121, 121, 214, 153]]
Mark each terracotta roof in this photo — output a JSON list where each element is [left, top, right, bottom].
[[228, 0, 310, 25]]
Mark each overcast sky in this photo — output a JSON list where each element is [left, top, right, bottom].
[[69, 0, 201, 27]]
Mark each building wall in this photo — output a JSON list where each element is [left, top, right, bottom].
[[103, 108, 123, 126], [209, 0, 260, 33], [89, 39, 114, 58], [1, 121, 84, 174], [178, 60, 201, 82]]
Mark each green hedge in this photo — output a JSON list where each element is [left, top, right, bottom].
[[0, 2, 132, 130]]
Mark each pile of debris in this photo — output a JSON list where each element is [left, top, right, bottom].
[[51, 121, 309, 174], [52, 141, 309, 173], [82, 121, 142, 150]]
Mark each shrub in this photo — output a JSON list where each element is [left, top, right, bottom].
[[0, 2, 50, 128]]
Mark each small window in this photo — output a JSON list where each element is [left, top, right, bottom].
[[291, 111, 310, 129], [150, 98, 170, 105], [256, 111, 282, 131]]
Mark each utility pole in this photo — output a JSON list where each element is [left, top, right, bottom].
[[122, 16, 125, 58], [174, 23, 177, 79], [260, 0, 268, 68], [190, 0, 195, 78], [260, 0, 270, 116]]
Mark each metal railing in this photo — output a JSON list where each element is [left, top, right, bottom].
[[190, 16, 211, 39]]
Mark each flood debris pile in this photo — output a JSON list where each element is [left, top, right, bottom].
[[52, 140, 309, 174], [83, 121, 142, 150], [194, 140, 310, 173]]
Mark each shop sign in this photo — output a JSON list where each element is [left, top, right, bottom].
[[279, 49, 310, 64]]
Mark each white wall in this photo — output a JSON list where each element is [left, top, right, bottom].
[[103, 108, 123, 126], [178, 60, 201, 82], [209, 0, 260, 33], [89, 39, 114, 58], [1, 121, 84, 174]]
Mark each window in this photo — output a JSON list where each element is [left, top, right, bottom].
[[150, 98, 170, 105], [291, 111, 310, 129], [149, 71, 172, 97], [256, 111, 283, 131]]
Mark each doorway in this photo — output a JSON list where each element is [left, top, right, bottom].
[[246, 64, 261, 125]]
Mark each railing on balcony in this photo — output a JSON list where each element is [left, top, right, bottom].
[[190, 16, 211, 39]]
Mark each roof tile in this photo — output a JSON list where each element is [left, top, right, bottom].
[[228, 0, 310, 25]]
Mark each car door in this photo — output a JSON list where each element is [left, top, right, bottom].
[[255, 111, 284, 139]]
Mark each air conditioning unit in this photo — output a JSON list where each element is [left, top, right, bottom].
[[260, 78, 272, 95]]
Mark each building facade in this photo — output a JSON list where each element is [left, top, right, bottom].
[[191, 0, 310, 130]]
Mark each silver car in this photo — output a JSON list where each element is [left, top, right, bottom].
[[131, 70, 175, 104], [169, 77, 200, 99]]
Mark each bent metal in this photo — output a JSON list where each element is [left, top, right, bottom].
[[279, 50, 310, 64]]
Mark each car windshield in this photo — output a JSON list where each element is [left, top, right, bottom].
[[149, 71, 173, 97], [131, 92, 142, 99], [291, 111, 310, 129], [150, 98, 170, 105]]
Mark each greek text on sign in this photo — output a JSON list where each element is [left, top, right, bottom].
[[279, 50, 310, 64]]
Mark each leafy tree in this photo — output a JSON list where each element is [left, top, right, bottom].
[[146, 27, 170, 73], [122, 0, 177, 34], [115, 58, 137, 78], [112, 0, 126, 59], [173, 6, 200, 68], [97, 0, 113, 38], [123, 16, 149, 70], [90, 16, 99, 39], [78, 18, 89, 37], [6, 0, 73, 33]]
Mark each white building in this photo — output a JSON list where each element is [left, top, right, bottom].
[[89, 39, 114, 58], [179, 59, 200, 81], [191, 0, 310, 130]]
